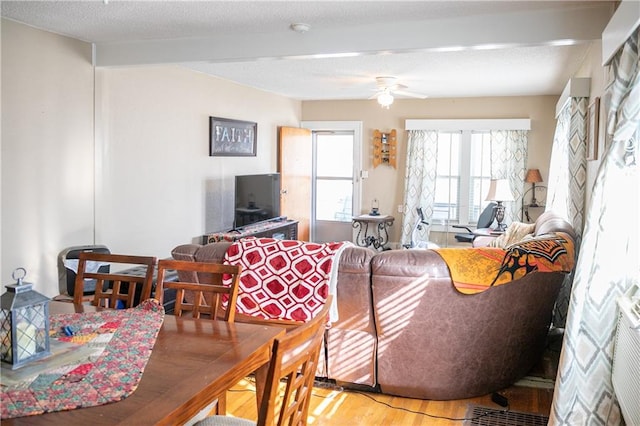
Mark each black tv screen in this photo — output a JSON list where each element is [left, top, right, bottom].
[[234, 173, 281, 228]]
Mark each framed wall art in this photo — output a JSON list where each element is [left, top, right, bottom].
[[586, 97, 599, 161], [209, 117, 257, 157]]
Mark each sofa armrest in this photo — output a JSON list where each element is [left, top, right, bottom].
[[171, 244, 201, 262]]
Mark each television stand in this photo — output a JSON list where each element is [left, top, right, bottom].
[[202, 217, 298, 244]]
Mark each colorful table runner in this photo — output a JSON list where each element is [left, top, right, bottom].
[[224, 237, 350, 323], [1, 299, 164, 419]]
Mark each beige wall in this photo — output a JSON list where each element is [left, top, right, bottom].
[[302, 96, 559, 245], [1, 19, 94, 295]]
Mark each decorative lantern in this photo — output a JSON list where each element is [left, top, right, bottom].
[[1, 268, 51, 369]]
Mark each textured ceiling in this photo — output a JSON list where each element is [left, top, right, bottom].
[[1, 1, 617, 100]]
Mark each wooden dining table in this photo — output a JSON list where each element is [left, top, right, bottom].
[[3, 301, 285, 425]]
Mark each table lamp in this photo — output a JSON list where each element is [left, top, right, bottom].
[[485, 179, 514, 232], [525, 169, 543, 207]]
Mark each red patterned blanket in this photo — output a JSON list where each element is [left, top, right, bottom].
[[223, 238, 350, 322]]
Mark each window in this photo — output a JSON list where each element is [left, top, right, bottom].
[[433, 131, 492, 226], [405, 118, 531, 233], [314, 132, 354, 222]]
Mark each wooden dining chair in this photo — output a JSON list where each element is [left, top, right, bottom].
[[155, 258, 243, 416], [155, 259, 242, 321], [194, 296, 332, 426], [73, 252, 158, 308]]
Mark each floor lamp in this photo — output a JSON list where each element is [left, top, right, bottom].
[[485, 179, 514, 232]]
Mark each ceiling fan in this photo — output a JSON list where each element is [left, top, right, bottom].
[[370, 76, 427, 108]]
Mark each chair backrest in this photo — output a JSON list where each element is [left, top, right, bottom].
[[156, 259, 242, 321], [258, 296, 331, 426], [478, 201, 498, 228], [73, 252, 158, 308]]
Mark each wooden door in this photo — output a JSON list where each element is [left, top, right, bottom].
[[278, 127, 312, 241]]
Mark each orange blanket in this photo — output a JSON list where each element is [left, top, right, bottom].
[[435, 232, 575, 294]]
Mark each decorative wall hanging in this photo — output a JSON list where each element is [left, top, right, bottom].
[[373, 129, 397, 168], [209, 117, 257, 157]]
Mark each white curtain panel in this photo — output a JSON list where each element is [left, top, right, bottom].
[[489, 130, 528, 224], [547, 106, 572, 220], [550, 28, 639, 426], [400, 130, 438, 247], [547, 97, 588, 235]]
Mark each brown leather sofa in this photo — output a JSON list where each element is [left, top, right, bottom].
[[171, 211, 575, 400]]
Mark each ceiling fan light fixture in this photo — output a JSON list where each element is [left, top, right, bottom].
[[377, 90, 394, 109]]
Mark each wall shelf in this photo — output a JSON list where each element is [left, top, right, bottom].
[[373, 129, 397, 168]]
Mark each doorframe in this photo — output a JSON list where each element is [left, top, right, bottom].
[[300, 121, 363, 242]]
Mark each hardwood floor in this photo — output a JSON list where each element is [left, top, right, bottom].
[[225, 331, 562, 424], [226, 378, 554, 425]]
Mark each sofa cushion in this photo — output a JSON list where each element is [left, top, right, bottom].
[[436, 231, 575, 294]]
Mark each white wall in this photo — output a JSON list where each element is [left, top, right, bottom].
[[95, 66, 300, 257], [1, 19, 94, 295], [1, 20, 301, 297]]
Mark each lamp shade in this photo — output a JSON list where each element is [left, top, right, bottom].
[[485, 179, 514, 201], [525, 169, 543, 183]]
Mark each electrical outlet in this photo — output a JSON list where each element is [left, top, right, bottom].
[[397, 205, 404, 213]]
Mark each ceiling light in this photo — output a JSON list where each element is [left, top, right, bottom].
[[290, 23, 310, 33], [377, 89, 394, 109]]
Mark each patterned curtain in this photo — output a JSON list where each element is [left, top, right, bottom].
[[400, 130, 438, 247], [489, 130, 528, 224], [547, 96, 588, 328], [547, 97, 588, 231], [550, 27, 639, 426]]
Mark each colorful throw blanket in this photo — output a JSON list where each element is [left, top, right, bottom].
[[435, 232, 575, 294], [223, 238, 350, 323], [1, 299, 164, 419]]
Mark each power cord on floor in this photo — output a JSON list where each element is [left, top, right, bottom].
[[228, 378, 510, 423], [346, 390, 509, 422]]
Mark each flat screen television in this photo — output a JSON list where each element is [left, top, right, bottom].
[[234, 173, 281, 228]]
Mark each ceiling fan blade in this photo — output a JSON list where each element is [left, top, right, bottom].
[[394, 89, 428, 99], [389, 83, 408, 91]]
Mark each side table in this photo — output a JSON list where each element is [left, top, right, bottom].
[[352, 214, 395, 250]]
